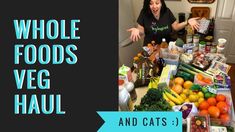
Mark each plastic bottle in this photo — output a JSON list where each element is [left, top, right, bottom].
[[141, 53, 150, 84], [119, 80, 133, 111], [160, 38, 168, 48], [207, 18, 215, 41]]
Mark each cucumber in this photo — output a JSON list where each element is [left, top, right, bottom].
[[176, 70, 194, 81], [178, 65, 197, 76], [180, 63, 212, 77]]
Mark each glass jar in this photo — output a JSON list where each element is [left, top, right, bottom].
[[205, 42, 212, 53], [210, 42, 217, 53], [186, 34, 193, 43], [199, 41, 206, 52], [193, 34, 200, 45]]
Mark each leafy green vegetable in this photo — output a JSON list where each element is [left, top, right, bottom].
[[175, 38, 184, 47], [134, 88, 172, 111], [190, 84, 202, 91]]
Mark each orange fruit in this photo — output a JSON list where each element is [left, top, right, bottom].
[[174, 77, 184, 86], [199, 101, 210, 110], [208, 106, 220, 118], [207, 97, 217, 106], [199, 110, 209, 116], [197, 73, 204, 81], [216, 101, 229, 114], [203, 78, 212, 84], [216, 94, 226, 102], [220, 113, 230, 124], [171, 84, 183, 94], [183, 81, 193, 89]]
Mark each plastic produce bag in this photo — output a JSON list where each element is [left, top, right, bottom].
[[173, 103, 198, 124]]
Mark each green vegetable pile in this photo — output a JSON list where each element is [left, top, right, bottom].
[[175, 38, 184, 47], [134, 88, 172, 111]]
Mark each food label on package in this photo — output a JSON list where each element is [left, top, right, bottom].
[[211, 126, 227, 132], [207, 86, 217, 94]]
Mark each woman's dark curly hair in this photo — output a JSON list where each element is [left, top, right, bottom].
[[142, 0, 167, 18]]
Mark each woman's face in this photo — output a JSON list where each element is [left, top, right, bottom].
[[149, 0, 162, 18]]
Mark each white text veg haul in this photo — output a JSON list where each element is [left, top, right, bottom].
[[13, 19, 80, 114]]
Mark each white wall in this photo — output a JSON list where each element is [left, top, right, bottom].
[[132, 0, 218, 21]]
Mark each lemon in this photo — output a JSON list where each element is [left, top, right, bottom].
[[189, 90, 194, 95], [180, 93, 187, 100], [182, 89, 189, 96], [198, 97, 205, 104], [194, 102, 199, 107], [189, 95, 198, 102], [184, 98, 190, 103], [198, 92, 204, 98]]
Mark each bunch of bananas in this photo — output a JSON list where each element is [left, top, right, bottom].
[[163, 88, 184, 107], [148, 77, 159, 88]]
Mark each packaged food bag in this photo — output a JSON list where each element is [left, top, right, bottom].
[[119, 65, 132, 82], [173, 103, 198, 124]]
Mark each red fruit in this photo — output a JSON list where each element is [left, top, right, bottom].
[[199, 110, 209, 116], [217, 101, 229, 114], [216, 94, 226, 102], [208, 106, 220, 118], [207, 97, 217, 106], [199, 101, 210, 110], [220, 113, 230, 124]]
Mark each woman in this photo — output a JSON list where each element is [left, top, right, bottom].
[[128, 0, 200, 45]]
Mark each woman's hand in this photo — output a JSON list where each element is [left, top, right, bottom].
[[188, 17, 200, 31], [127, 28, 141, 42]]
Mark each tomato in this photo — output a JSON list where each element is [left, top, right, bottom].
[[199, 101, 209, 110], [216, 94, 226, 102], [216, 101, 229, 114], [207, 97, 217, 106], [208, 106, 220, 118], [199, 110, 209, 116], [220, 113, 230, 124]]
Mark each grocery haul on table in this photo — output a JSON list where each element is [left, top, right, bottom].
[[118, 36, 234, 131]]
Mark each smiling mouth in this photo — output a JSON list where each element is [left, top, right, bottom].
[[152, 9, 158, 14]]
